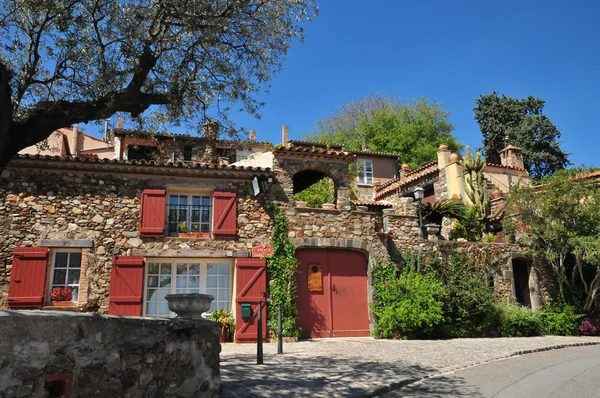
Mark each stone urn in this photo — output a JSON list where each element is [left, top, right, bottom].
[[424, 223, 441, 237], [295, 201, 307, 208], [165, 293, 214, 320], [321, 203, 336, 210]]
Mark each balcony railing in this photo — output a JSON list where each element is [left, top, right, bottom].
[[167, 204, 211, 236]]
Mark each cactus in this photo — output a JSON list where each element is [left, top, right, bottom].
[[460, 146, 492, 221]]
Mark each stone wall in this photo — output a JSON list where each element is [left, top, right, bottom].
[[0, 311, 221, 398], [0, 166, 274, 310]]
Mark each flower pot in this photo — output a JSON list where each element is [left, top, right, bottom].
[[165, 293, 214, 320], [219, 327, 229, 343], [178, 232, 205, 239], [424, 223, 441, 236], [374, 221, 383, 232], [51, 301, 73, 307]]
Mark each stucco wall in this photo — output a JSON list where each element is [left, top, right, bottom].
[[0, 311, 221, 397]]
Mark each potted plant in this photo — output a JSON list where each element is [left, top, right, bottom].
[[177, 222, 205, 238], [374, 215, 383, 232], [208, 309, 235, 343], [421, 199, 467, 237], [50, 286, 73, 306]]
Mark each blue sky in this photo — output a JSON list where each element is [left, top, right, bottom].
[[99, 0, 599, 166]]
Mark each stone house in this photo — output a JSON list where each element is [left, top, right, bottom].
[[1, 131, 545, 342]]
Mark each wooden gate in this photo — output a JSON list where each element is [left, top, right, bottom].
[[235, 258, 267, 343], [296, 249, 370, 338]]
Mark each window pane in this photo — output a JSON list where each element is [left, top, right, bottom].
[[201, 209, 210, 223], [179, 196, 188, 205], [176, 289, 187, 294], [218, 290, 229, 301], [219, 276, 230, 287], [53, 269, 67, 285], [201, 223, 209, 233], [207, 264, 217, 275], [147, 289, 158, 301], [67, 270, 80, 285], [148, 263, 159, 274], [169, 195, 179, 205], [55, 253, 68, 268], [158, 289, 170, 301], [160, 264, 171, 275], [192, 196, 201, 206], [202, 197, 211, 206], [71, 287, 79, 302], [176, 276, 187, 288], [219, 264, 230, 275], [206, 289, 217, 299], [159, 302, 170, 316], [146, 301, 157, 315], [68, 252, 82, 268], [189, 264, 200, 274], [207, 276, 217, 288], [147, 276, 158, 288], [159, 276, 171, 288], [176, 263, 187, 275], [188, 276, 200, 288]]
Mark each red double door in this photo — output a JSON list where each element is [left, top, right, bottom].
[[296, 249, 370, 338]]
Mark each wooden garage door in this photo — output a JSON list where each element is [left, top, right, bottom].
[[296, 249, 370, 338]]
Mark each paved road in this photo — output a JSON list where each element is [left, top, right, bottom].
[[387, 345, 600, 397], [220, 336, 600, 397]]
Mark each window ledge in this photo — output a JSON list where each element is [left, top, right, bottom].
[[357, 184, 374, 188], [41, 305, 83, 312]]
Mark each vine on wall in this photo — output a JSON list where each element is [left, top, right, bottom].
[[267, 204, 300, 337]]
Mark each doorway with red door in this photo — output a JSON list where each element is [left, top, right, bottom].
[[296, 248, 370, 338]]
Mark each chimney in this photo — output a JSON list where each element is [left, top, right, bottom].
[[201, 122, 219, 163], [116, 116, 124, 129], [249, 129, 256, 142], [282, 125, 289, 148], [500, 145, 524, 169], [400, 163, 411, 179], [437, 143, 450, 168], [71, 125, 79, 157]]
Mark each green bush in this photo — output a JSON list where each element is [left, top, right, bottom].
[[496, 304, 543, 337], [371, 257, 446, 339], [292, 177, 334, 208], [539, 303, 580, 336]]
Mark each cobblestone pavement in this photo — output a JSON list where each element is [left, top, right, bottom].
[[220, 336, 600, 397]]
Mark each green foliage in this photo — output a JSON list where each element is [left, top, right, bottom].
[[0, 0, 317, 169], [495, 304, 543, 337], [432, 251, 497, 338], [267, 204, 300, 337], [504, 167, 600, 311], [292, 177, 334, 208], [421, 199, 467, 225], [303, 94, 462, 167], [461, 146, 492, 222], [539, 302, 580, 336], [449, 204, 485, 241], [371, 256, 446, 339], [474, 92, 570, 178], [208, 309, 235, 341]]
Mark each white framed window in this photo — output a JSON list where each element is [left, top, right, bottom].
[[144, 259, 233, 318], [167, 194, 212, 236], [357, 159, 374, 186], [359, 194, 374, 200], [49, 250, 82, 302]]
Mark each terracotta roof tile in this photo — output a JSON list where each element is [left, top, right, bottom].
[[272, 146, 354, 159], [485, 162, 527, 172], [374, 160, 439, 200], [351, 200, 393, 207]]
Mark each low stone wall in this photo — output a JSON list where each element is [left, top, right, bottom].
[[0, 311, 221, 397]]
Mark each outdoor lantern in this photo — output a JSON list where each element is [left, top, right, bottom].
[[413, 186, 425, 201]]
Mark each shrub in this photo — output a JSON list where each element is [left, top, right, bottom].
[[421, 199, 467, 225], [495, 304, 543, 337], [579, 317, 600, 336], [539, 303, 580, 336], [371, 257, 446, 339]]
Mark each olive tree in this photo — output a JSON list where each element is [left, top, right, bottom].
[[0, 0, 316, 169]]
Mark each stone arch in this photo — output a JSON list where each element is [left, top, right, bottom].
[[292, 169, 337, 207]]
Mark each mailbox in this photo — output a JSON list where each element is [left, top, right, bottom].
[[241, 303, 252, 318]]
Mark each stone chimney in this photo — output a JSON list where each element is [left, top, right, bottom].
[[201, 122, 219, 163], [437, 143, 450, 169], [70, 125, 79, 157], [282, 125, 289, 148], [249, 130, 256, 142], [499, 145, 524, 169], [400, 163, 411, 178], [116, 116, 124, 129]]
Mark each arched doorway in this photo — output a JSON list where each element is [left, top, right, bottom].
[[512, 259, 531, 307], [295, 248, 370, 338]]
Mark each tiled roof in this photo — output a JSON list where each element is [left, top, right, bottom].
[[9, 154, 271, 176], [374, 160, 439, 200], [289, 140, 400, 158], [289, 140, 344, 149], [533, 170, 600, 191], [113, 128, 267, 147], [272, 145, 354, 160], [485, 162, 527, 172], [351, 200, 393, 207]]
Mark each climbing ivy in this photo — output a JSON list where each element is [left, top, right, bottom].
[[267, 204, 300, 337]]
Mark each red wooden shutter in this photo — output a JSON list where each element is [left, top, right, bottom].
[[235, 258, 267, 343], [213, 191, 237, 238], [8, 247, 49, 308], [139, 189, 166, 237], [108, 256, 144, 316]]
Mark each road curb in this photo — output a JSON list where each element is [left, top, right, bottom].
[[365, 340, 600, 397]]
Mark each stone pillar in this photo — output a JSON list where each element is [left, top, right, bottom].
[[201, 122, 219, 164], [437, 144, 450, 169], [249, 130, 256, 142], [500, 145, 525, 170], [71, 125, 79, 157], [282, 125, 289, 148]]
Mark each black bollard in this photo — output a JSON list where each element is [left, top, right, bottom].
[[277, 302, 283, 354], [257, 299, 263, 364]]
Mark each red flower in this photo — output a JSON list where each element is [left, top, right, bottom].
[[51, 287, 72, 302]]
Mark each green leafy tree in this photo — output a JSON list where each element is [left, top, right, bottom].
[[267, 204, 299, 337], [474, 92, 570, 179], [504, 168, 600, 311], [303, 94, 462, 167], [0, 0, 317, 171], [292, 177, 334, 208]]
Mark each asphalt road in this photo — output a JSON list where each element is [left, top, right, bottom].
[[385, 345, 600, 397]]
